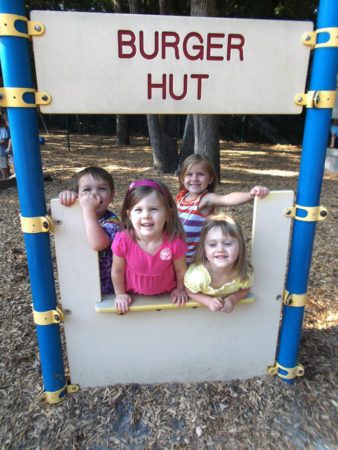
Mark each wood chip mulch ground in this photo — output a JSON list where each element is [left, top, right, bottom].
[[0, 134, 337, 449]]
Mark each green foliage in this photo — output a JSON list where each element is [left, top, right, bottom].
[[217, 0, 316, 21], [26, 0, 114, 12], [25, 0, 317, 19]]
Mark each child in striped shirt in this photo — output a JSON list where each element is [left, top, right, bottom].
[[176, 154, 269, 263]]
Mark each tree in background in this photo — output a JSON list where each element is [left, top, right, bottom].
[[113, 0, 130, 145], [190, 0, 220, 178], [145, 0, 179, 174]]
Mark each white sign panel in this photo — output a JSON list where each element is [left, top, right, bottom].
[[31, 11, 313, 114]]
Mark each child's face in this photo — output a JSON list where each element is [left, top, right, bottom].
[[183, 162, 213, 196], [204, 227, 239, 271], [78, 174, 114, 217], [128, 191, 167, 240]]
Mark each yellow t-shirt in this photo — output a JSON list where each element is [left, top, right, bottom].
[[184, 263, 253, 297]]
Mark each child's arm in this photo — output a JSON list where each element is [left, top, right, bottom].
[[171, 256, 189, 306], [202, 186, 269, 208], [111, 254, 132, 313], [186, 288, 224, 312], [221, 288, 250, 313], [58, 190, 78, 206], [80, 195, 111, 251]]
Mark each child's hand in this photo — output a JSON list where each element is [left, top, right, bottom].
[[59, 190, 78, 206], [207, 297, 224, 312], [171, 287, 189, 306], [114, 294, 132, 314], [250, 186, 269, 198], [79, 192, 101, 212], [221, 296, 236, 313]]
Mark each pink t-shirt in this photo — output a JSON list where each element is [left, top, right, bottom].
[[112, 231, 187, 295]]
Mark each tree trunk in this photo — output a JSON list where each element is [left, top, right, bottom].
[[159, 0, 174, 15], [144, 0, 178, 173], [114, 0, 131, 145], [193, 115, 220, 176], [177, 115, 194, 173], [190, 0, 220, 179], [116, 115, 131, 145], [128, 0, 142, 13], [147, 115, 178, 173]]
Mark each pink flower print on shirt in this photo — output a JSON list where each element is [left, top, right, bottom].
[[160, 248, 172, 261]]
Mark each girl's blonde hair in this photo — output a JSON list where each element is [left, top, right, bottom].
[[194, 214, 252, 280], [121, 179, 185, 241], [178, 154, 218, 192]]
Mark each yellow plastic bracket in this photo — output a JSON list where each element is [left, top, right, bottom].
[[283, 290, 307, 307], [284, 204, 328, 222], [0, 88, 51, 108], [302, 27, 338, 49], [20, 215, 54, 234], [267, 362, 305, 380], [38, 382, 80, 405], [0, 13, 44, 38], [295, 90, 336, 109], [33, 306, 64, 325]]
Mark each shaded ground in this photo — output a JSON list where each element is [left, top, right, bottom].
[[0, 135, 337, 449]]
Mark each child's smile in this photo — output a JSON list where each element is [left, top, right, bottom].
[[204, 228, 239, 272], [183, 162, 213, 197], [129, 191, 167, 240]]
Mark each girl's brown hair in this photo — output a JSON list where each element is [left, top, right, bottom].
[[121, 179, 184, 241], [193, 214, 252, 280], [178, 154, 218, 193], [73, 166, 115, 193]]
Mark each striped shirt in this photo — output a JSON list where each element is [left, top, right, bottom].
[[176, 189, 209, 263]]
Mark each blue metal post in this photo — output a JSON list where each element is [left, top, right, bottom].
[[277, 0, 338, 381], [0, 1, 66, 399]]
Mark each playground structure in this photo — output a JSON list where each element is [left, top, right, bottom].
[[0, 0, 336, 403], [51, 191, 292, 388]]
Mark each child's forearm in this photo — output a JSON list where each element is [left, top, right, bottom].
[[82, 210, 110, 251], [226, 288, 250, 305], [173, 257, 187, 290], [111, 269, 126, 295], [187, 290, 214, 307], [175, 269, 186, 290], [225, 191, 253, 206]]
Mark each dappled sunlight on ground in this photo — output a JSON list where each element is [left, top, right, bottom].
[[244, 168, 299, 177], [0, 134, 337, 449]]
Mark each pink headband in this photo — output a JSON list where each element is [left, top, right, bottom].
[[128, 179, 168, 198]]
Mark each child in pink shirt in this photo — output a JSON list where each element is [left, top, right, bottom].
[[112, 179, 188, 313]]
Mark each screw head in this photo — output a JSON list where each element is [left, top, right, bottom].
[[34, 25, 42, 32]]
